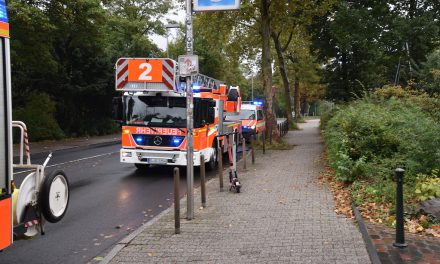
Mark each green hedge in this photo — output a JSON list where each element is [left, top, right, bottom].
[[322, 89, 440, 187], [13, 92, 65, 141]]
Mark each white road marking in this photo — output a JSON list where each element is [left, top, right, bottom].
[[13, 151, 119, 175]]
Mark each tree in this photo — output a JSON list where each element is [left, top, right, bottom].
[[417, 49, 440, 95], [310, 0, 440, 102], [8, 0, 173, 138], [270, 0, 333, 124], [103, 0, 171, 59]]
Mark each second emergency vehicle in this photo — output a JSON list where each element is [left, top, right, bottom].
[[225, 101, 265, 139]]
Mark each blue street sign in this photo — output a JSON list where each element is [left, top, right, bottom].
[[194, 0, 240, 12], [0, 0, 7, 23]]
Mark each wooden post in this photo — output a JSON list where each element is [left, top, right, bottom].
[[242, 138, 247, 170], [251, 135, 255, 164], [217, 145, 223, 191], [200, 155, 206, 208], [173, 167, 180, 234]]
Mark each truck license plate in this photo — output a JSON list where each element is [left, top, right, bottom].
[[148, 158, 167, 164]]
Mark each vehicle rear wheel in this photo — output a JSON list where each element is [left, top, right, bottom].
[[39, 170, 69, 223]]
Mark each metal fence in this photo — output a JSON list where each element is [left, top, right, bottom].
[[277, 119, 288, 137]]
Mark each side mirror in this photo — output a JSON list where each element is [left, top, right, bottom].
[[112, 97, 123, 123], [207, 107, 215, 124]]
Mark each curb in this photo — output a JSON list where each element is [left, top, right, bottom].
[[352, 205, 382, 264], [100, 148, 254, 264]]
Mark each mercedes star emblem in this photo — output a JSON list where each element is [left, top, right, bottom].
[[153, 136, 163, 146]]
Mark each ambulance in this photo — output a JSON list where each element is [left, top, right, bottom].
[[112, 58, 242, 171], [225, 101, 265, 140]]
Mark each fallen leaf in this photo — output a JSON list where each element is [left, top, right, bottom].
[[147, 252, 154, 257]]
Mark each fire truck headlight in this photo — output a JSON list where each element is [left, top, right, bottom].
[[251, 125, 256, 130], [122, 151, 132, 158]]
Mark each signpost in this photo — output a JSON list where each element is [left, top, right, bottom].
[[0, 0, 13, 250], [185, 0, 195, 220], [194, 0, 240, 12], [184, 0, 240, 221]]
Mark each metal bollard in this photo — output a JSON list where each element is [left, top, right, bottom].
[[200, 154, 206, 208], [217, 146, 224, 192], [242, 138, 247, 170], [173, 167, 180, 234], [251, 134, 255, 164], [262, 131, 266, 154], [393, 168, 407, 248]]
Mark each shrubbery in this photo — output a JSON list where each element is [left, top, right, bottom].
[[13, 92, 65, 141], [321, 86, 440, 204]]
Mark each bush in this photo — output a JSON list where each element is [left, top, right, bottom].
[[13, 92, 65, 141], [323, 97, 440, 184], [415, 169, 440, 201]]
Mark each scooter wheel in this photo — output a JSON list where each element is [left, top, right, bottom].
[[39, 170, 70, 223], [236, 186, 241, 193]]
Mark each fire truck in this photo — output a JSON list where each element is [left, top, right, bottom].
[[112, 58, 242, 170], [225, 101, 265, 140], [1, 1, 69, 250]]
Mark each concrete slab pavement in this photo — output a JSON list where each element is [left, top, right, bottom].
[[102, 119, 371, 264]]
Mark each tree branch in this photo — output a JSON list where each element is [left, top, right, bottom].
[[282, 31, 293, 52]]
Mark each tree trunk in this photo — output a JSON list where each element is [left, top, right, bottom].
[[293, 70, 301, 122], [271, 32, 293, 129], [260, 0, 280, 142]]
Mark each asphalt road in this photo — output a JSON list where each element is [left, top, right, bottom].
[[0, 143, 236, 264]]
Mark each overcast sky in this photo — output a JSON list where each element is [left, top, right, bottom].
[[150, 4, 186, 51]]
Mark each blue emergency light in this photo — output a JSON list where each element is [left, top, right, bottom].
[[192, 84, 201, 93], [172, 136, 183, 146], [135, 135, 144, 144], [253, 100, 264, 106]]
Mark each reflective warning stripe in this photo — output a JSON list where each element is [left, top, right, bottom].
[[162, 59, 174, 90], [116, 59, 128, 90], [24, 219, 39, 228]]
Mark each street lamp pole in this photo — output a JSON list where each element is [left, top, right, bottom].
[[165, 24, 179, 59], [251, 75, 254, 101]]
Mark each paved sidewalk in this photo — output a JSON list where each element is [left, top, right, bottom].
[[103, 119, 371, 264]]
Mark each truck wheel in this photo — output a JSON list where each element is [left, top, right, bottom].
[[135, 163, 150, 170], [39, 170, 69, 223], [206, 147, 217, 171]]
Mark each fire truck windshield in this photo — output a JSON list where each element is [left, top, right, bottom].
[[225, 110, 256, 121], [125, 96, 186, 128]]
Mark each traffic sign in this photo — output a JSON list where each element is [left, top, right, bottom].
[[0, 0, 9, 38], [193, 0, 240, 12], [178, 55, 199, 76]]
